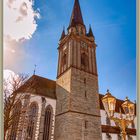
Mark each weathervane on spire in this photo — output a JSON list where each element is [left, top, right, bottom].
[[33, 64, 37, 75]]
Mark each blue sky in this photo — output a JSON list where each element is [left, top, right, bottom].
[[5, 0, 136, 101]]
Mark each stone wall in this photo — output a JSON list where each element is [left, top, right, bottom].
[[54, 67, 102, 140]]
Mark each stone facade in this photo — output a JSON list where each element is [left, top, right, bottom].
[[55, 68, 102, 140]]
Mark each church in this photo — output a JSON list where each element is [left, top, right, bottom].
[[7, 0, 136, 140]]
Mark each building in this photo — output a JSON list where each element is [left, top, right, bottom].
[[7, 0, 136, 140]]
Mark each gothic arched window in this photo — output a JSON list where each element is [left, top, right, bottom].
[[9, 101, 22, 140], [26, 102, 38, 140], [81, 53, 88, 70], [43, 105, 53, 140]]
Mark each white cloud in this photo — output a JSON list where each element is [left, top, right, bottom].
[[4, 69, 16, 81], [4, 0, 40, 71], [3, 36, 30, 71], [4, 0, 40, 41]]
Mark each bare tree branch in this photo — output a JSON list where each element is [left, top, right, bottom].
[[4, 73, 29, 140]]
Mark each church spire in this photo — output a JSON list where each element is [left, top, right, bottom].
[[68, 0, 84, 28], [60, 27, 65, 40], [87, 25, 94, 38]]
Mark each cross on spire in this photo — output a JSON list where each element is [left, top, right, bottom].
[[33, 64, 37, 75]]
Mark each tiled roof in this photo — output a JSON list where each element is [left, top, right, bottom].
[[15, 75, 56, 99]]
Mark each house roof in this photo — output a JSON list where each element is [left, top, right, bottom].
[[15, 75, 56, 99]]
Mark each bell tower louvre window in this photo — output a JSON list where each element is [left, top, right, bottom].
[[62, 52, 67, 71], [81, 53, 89, 71]]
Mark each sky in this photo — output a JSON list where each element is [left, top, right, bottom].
[[4, 0, 136, 101]]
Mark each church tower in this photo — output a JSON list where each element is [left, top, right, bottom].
[[54, 0, 102, 139]]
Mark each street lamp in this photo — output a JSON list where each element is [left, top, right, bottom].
[[102, 90, 135, 140]]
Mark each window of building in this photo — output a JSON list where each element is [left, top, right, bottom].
[[63, 53, 67, 65], [106, 117, 111, 126], [106, 133, 112, 140], [81, 53, 88, 70], [117, 134, 121, 140], [43, 105, 53, 140], [84, 120, 88, 129], [131, 121, 135, 129], [9, 101, 22, 140], [85, 91, 87, 98], [26, 102, 38, 140], [62, 52, 67, 71], [128, 135, 133, 140], [84, 78, 86, 84]]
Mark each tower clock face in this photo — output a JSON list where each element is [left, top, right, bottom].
[[81, 41, 87, 48]]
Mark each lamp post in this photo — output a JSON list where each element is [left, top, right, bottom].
[[102, 90, 135, 140]]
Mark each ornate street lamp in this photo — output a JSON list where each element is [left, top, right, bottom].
[[102, 90, 135, 140]]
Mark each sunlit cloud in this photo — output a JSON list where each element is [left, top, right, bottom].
[[4, 0, 40, 41], [4, 0, 40, 71]]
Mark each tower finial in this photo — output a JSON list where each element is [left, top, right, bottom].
[[68, 0, 84, 28], [87, 25, 94, 38], [33, 64, 37, 75], [60, 27, 65, 41]]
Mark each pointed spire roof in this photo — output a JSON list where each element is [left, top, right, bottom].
[[68, 0, 84, 28], [87, 25, 94, 38], [60, 27, 65, 40]]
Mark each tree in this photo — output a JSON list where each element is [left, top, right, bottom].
[[3, 73, 29, 140]]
